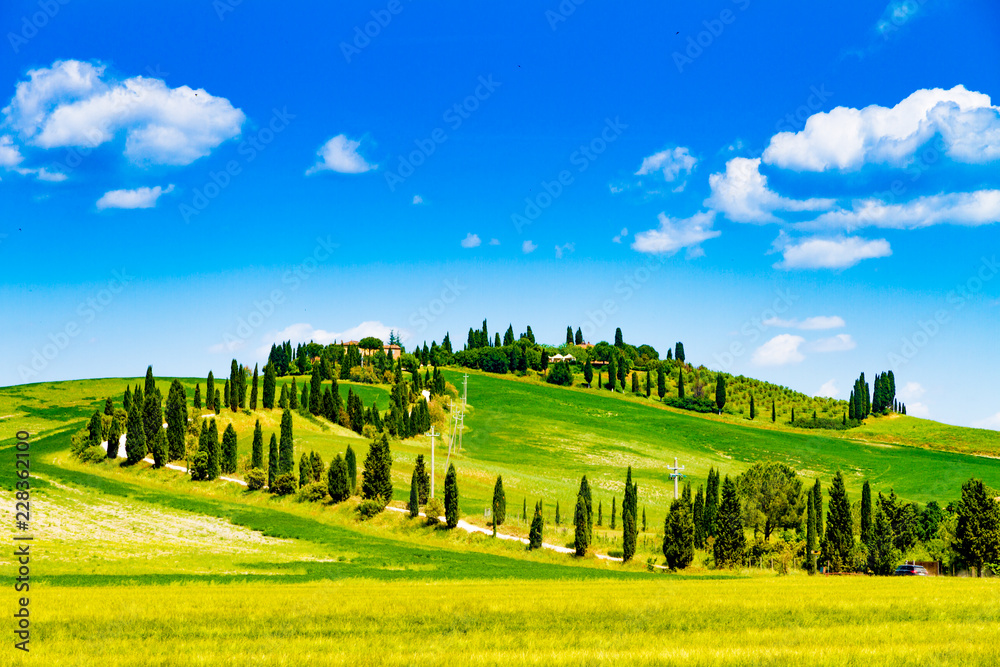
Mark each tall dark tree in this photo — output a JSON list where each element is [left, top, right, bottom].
[[657, 366, 667, 399], [409, 467, 420, 517], [262, 364, 276, 409], [823, 471, 854, 572], [860, 480, 874, 546], [206, 419, 220, 480], [693, 485, 705, 548], [104, 396, 114, 416], [575, 328, 583, 345], [309, 367, 322, 415], [611, 496, 617, 530], [566, 326, 574, 346], [250, 364, 259, 410], [229, 360, 239, 411], [812, 479, 824, 537], [107, 413, 123, 459], [748, 394, 755, 420], [86, 411, 103, 448], [299, 453, 312, 488], [614, 327, 624, 347], [267, 434, 278, 488], [715, 375, 726, 414], [578, 475, 593, 546], [251, 420, 264, 470], [704, 467, 720, 539], [165, 380, 188, 461], [206, 371, 216, 410], [123, 385, 133, 413], [956, 478, 1000, 577], [221, 423, 238, 474], [674, 342, 685, 364], [328, 454, 350, 502], [583, 359, 594, 387], [144, 365, 156, 398], [574, 492, 589, 556], [444, 463, 459, 528], [415, 455, 429, 504], [677, 367, 685, 399], [771, 400, 776, 423], [529, 501, 544, 549], [645, 368, 652, 398], [289, 377, 299, 410], [150, 427, 168, 468], [361, 434, 393, 506], [278, 409, 295, 475], [345, 444, 357, 494], [622, 467, 637, 563], [193, 384, 201, 410], [713, 475, 745, 568], [663, 495, 695, 569], [805, 492, 817, 573], [142, 390, 162, 448], [867, 505, 900, 575], [493, 476, 507, 525], [607, 355, 617, 391]]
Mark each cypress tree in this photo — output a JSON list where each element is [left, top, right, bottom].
[[529, 502, 543, 549], [207, 419, 220, 480], [300, 383, 309, 414], [251, 420, 264, 469], [142, 390, 162, 447], [299, 453, 312, 488], [657, 367, 666, 399], [713, 476, 745, 568], [328, 454, 350, 502], [150, 427, 168, 468], [598, 500, 603, 526], [566, 326, 574, 346], [144, 365, 155, 397], [791, 407, 796, 423], [124, 385, 133, 413], [195, 384, 203, 410], [214, 390, 221, 415], [310, 451, 324, 482], [693, 485, 705, 548], [444, 463, 459, 528], [124, 401, 147, 466], [250, 364, 259, 410], [579, 476, 593, 545], [868, 506, 900, 575], [631, 372, 639, 394], [822, 471, 854, 572], [287, 377, 297, 410], [415, 455, 429, 504], [622, 474, 637, 562], [677, 368, 684, 399], [104, 396, 114, 416], [575, 328, 583, 345], [704, 467, 720, 538], [165, 380, 187, 461], [361, 434, 393, 506], [278, 409, 295, 475], [492, 476, 506, 525], [224, 379, 231, 411], [607, 355, 617, 391], [675, 342, 685, 364], [555, 501, 561, 525], [221, 424, 238, 474], [646, 369, 652, 398], [956, 478, 1000, 577], [805, 492, 816, 573], [860, 480, 873, 546], [663, 495, 695, 569], [574, 492, 589, 556], [278, 383, 288, 410], [229, 359, 239, 411], [409, 467, 420, 517], [267, 434, 278, 489], [87, 411, 103, 448], [715, 375, 726, 414], [749, 395, 755, 420], [523, 497, 528, 522], [345, 445, 357, 494], [133, 385, 143, 416], [107, 413, 123, 459], [812, 479, 823, 537], [642, 506, 647, 532], [772, 400, 776, 423], [309, 367, 322, 415], [583, 359, 594, 387], [262, 364, 276, 409], [611, 496, 617, 530]]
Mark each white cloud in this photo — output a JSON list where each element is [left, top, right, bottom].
[[818, 379, 839, 398], [907, 402, 930, 418], [522, 240, 537, 254], [3, 59, 245, 166], [764, 315, 847, 330], [0, 135, 23, 167], [16, 166, 67, 182], [460, 233, 481, 248], [705, 157, 835, 223], [631, 210, 721, 255], [810, 333, 856, 352], [972, 411, 1000, 431], [252, 321, 401, 356], [96, 184, 174, 210], [877, 0, 928, 37], [752, 334, 806, 366], [555, 242, 575, 259], [612, 227, 628, 243], [763, 85, 1000, 171], [489, 238, 500, 246], [774, 235, 891, 270], [800, 190, 1000, 232], [307, 134, 376, 175], [412, 195, 423, 204], [635, 146, 697, 182], [898, 381, 925, 401]]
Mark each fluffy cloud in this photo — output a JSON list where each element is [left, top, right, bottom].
[[460, 233, 481, 248], [898, 381, 925, 401], [555, 242, 575, 259], [635, 146, 697, 182], [752, 334, 805, 366], [774, 235, 891, 270], [489, 238, 500, 246], [3, 59, 245, 166], [705, 158, 834, 223], [631, 210, 721, 255], [0, 135, 23, 167], [799, 190, 1000, 231], [307, 134, 376, 174], [522, 240, 537, 254], [612, 227, 628, 243], [818, 379, 839, 398], [972, 411, 1000, 431], [763, 315, 846, 330], [412, 195, 424, 204], [763, 85, 1000, 171], [96, 184, 175, 210], [249, 321, 402, 356], [810, 333, 857, 352]]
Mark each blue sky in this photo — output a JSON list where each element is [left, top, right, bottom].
[[1, 0, 999, 428]]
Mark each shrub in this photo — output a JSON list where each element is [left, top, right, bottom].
[[189, 451, 210, 481], [245, 467, 267, 491], [546, 361, 574, 386], [271, 473, 298, 496], [79, 445, 107, 464], [357, 497, 386, 519], [362, 424, 379, 440], [298, 481, 329, 503], [425, 498, 445, 526], [662, 396, 717, 413]]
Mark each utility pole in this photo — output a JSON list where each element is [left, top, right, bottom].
[[458, 373, 468, 452], [429, 426, 438, 498], [667, 456, 685, 500]]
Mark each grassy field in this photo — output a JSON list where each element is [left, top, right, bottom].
[[3, 370, 999, 664]]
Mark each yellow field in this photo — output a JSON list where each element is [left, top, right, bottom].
[[18, 577, 1000, 666]]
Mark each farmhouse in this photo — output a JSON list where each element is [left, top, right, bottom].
[[345, 341, 402, 360]]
